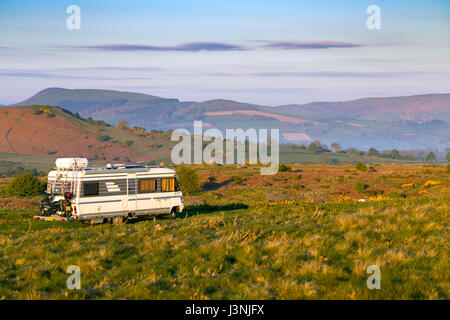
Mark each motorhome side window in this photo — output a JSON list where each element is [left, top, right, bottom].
[[161, 177, 179, 192], [83, 182, 99, 196], [139, 179, 157, 193]]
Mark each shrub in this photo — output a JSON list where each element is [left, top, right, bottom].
[[95, 120, 108, 127], [278, 164, 292, 172], [232, 175, 244, 184], [86, 117, 95, 124], [424, 180, 442, 187], [176, 165, 199, 195], [6, 173, 44, 197], [33, 109, 43, 115], [385, 191, 405, 199], [356, 162, 368, 172], [97, 134, 111, 142], [447, 163, 450, 173], [354, 182, 369, 193], [125, 140, 134, 146]]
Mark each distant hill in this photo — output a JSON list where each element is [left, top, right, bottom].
[[278, 94, 450, 122], [0, 105, 175, 163], [10, 88, 450, 150]]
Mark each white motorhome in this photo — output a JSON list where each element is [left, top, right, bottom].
[[39, 158, 184, 223]]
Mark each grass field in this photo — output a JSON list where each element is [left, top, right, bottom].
[[0, 164, 448, 299]]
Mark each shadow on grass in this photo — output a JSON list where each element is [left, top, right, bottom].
[[112, 202, 248, 223], [201, 179, 233, 191], [182, 202, 248, 217]]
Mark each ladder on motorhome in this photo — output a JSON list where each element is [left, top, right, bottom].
[[53, 162, 82, 195]]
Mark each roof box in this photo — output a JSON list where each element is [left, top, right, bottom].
[[55, 158, 89, 170]]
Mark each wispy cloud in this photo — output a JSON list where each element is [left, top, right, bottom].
[[252, 71, 416, 78], [55, 66, 164, 72], [264, 41, 362, 49], [75, 42, 246, 52], [0, 67, 164, 73], [208, 71, 434, 78], [0, 72, 148, 81]]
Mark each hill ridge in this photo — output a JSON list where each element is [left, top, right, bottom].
[[5, 88, 450, 150]]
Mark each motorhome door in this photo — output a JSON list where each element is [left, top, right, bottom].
[[127, 173, 137, 213]]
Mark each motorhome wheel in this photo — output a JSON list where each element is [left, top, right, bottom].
[[112, 216, 124, 224], [169, 207, 177, 219]]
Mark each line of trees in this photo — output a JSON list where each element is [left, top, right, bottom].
[[291, 140, 445, 162]]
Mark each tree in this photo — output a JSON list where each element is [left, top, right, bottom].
[[331, 142, 342, 153], [446, 152, 450, 162], [117, 119, 130, 129], [390, 149, 401, 159], [6, 173, 44, 197], [346, 148, 361, 155], [367, 148, 379, 157], [425, 152, 436, 162], [308, 142, 319, 153]]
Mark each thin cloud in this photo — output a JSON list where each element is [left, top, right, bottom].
[[0, 67, 164, 73], [252, 71, 417, 78], [75, 42, 246, 52], [0, 72, 148, 81], [55, 66, 164, 72], [208, 71, 435, 78], [264, 41, 362, 49]]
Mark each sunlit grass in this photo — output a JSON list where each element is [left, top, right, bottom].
[[0, 164, 448, 299]]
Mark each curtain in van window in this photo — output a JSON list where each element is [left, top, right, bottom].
[[161, 178, 175, 192], [139, 179, 157, 192]]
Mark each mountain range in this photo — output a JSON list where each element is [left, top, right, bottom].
[[9, 88, 450, 150]]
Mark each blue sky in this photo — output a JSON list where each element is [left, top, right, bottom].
[[0, 0, 449, 104]]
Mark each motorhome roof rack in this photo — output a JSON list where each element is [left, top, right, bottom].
[[106, 164, 151, 169]]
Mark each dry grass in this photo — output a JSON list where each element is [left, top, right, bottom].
[[0, 164, 448, 299]]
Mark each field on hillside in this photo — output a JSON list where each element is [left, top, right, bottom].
[[0, 105, 175, 164], [0, 164, 448, 299]]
